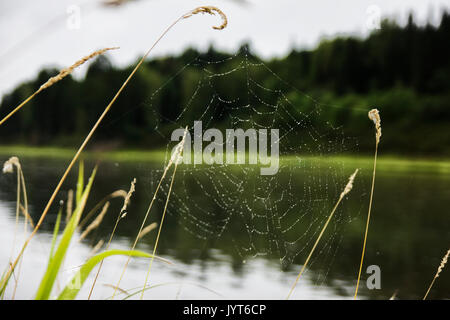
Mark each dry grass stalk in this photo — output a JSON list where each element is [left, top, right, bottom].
[[119, 179, 136, 218], [3, 157, 21, 299], [137, 223, 158, 240], [66, 189, 74, 224], [1, 6, 227, 295], [87, 179, 136, 299], [0, 48, 118, 127], [287, 169, 359, 300], [39, 47, 119, 91], [79, 201, 110, 241], [19, 204, 34, 228], [354, 108, 382, 299], [78, 189, 127, 229], [184, 6, 228, 30], [89, 240, 105, 257], [368, 109, 381, 144], [103, 284, 129, 295], [15, 163, 29, 300], [2, 157, 29, 299], [423, 248, 450, 300], [3, 157, 22, 256], [140, 129, 188, 299]]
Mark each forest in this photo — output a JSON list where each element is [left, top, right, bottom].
[[1, 12, 449, 156]]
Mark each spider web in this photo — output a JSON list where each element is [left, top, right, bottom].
[[109, 47, 362, 285]]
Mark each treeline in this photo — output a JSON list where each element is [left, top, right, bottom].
[[1, 12, 449, 155]]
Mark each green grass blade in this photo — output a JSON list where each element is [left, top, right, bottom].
[[57, 249, 169, 300], [48, 206, 63, 264], [35, 166, 97, 300], [76, 160, 84, 206], [0, 268, 8, 299]]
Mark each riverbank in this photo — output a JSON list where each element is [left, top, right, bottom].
[[0, 145, 449, 175]]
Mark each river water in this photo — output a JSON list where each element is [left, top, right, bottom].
[[0, 155, 449, 300]]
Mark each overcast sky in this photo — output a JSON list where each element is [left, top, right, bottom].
[[0, 0, 449, 99]]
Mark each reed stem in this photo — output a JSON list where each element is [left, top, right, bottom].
[[140, 164, 179, 300], [354, 108, 381, 299]]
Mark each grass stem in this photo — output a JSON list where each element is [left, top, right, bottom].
[[287, 169, 358, 299], [354, 109, 381, 299], [140, 164, 179, 300], [423, 248, 449, 300]]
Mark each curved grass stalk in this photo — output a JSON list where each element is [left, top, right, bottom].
[[287, 169, 358, 300], [78, 190, 126, 229], [89, 240, 105, 257], [12, 169, 29, 300], [10, 162, 21, 300], [2, 157, 29, 299], [354, 109, 381, 299], [19, 204, 34, 228], [78, 201, 110, 241], [20, 170, 28, 218], [137, 223, 158, 240], [3, 158, 21, 273]]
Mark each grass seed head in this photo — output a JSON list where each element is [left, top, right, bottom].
[[340, 169, 358, 199], [120, 178, 136, 218], [169, 126, 188, 166], [368, 108, 381, 144], [184, 6, 228, 30], [39, 47, 119, 91], [436, 249, 450, 278], [3, 156, 20, 173]]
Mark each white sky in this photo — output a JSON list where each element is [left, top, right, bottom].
[[0, 0, 449, 99]]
